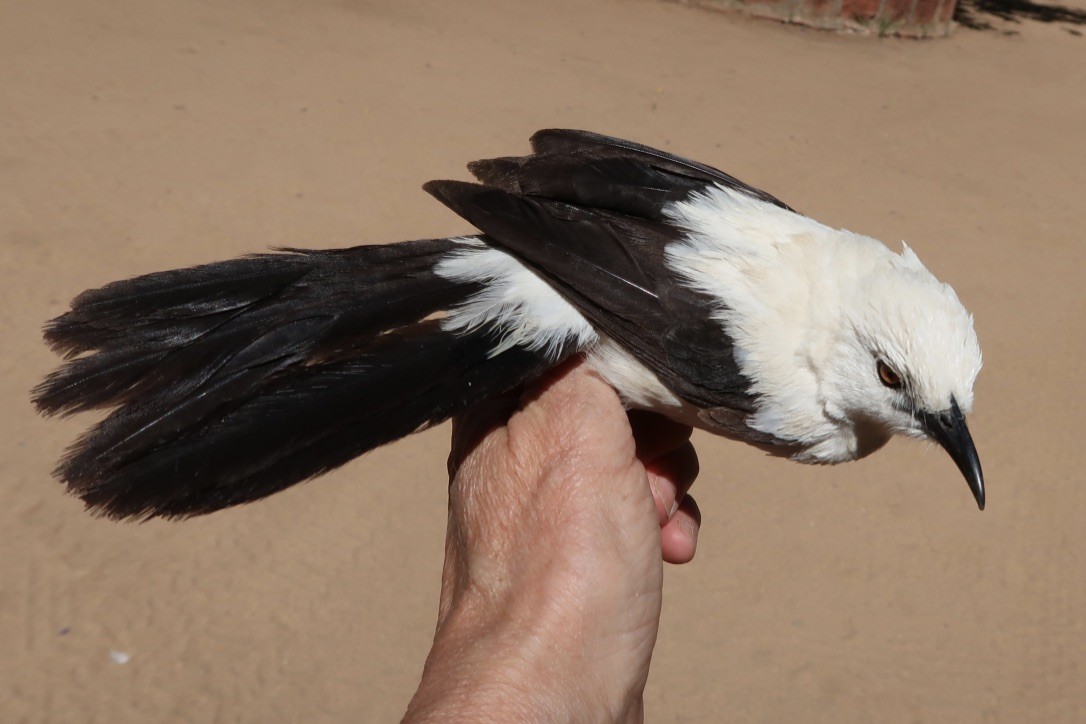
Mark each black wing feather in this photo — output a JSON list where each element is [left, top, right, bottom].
[[468, 155, 706, 221], [430, 130, 792, 413], [424, 179, 755, 411], [523, 129, 793, 211]]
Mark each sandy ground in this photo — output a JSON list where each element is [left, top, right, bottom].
[[2, 0, 1084, 721]]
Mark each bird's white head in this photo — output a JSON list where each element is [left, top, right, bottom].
[[819, 242, 985, 507]]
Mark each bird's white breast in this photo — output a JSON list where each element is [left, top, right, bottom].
[[664, 186, 889, 462]]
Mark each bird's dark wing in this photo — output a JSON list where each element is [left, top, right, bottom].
[[424, 180, 756, 414], [425, 130, 795, 414], [470, 128, 794, 214]]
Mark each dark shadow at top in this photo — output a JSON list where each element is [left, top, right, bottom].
[[954, 0, 1086, 31]]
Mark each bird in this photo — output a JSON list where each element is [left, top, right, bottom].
[[33, 129, 984, 520]]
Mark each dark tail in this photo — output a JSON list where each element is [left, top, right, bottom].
[[33, 238, 563, 520]]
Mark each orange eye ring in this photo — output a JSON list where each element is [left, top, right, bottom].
[[877, 361, 903, 389]]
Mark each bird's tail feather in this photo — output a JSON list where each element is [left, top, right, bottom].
[[33, 238, 563, 520]]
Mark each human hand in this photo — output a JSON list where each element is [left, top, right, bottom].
[[403, 360, 701, 723]]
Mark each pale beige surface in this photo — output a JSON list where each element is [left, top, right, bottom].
[[2, 1, 1084, 721]]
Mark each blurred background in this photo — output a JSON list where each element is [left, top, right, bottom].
[[2, 0, 1084, 721]]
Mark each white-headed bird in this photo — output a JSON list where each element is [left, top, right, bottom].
[[34, 130, 984, 519]]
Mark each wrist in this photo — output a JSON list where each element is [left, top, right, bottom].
[[404, 581, 638, 722]]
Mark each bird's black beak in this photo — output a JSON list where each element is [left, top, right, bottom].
[[918, 396, 985, 510]]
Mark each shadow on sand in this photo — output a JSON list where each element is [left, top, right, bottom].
[[954, 0, 1086, 33]]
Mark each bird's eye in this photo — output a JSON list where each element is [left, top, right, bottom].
[[877, 361, 903, 389]]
